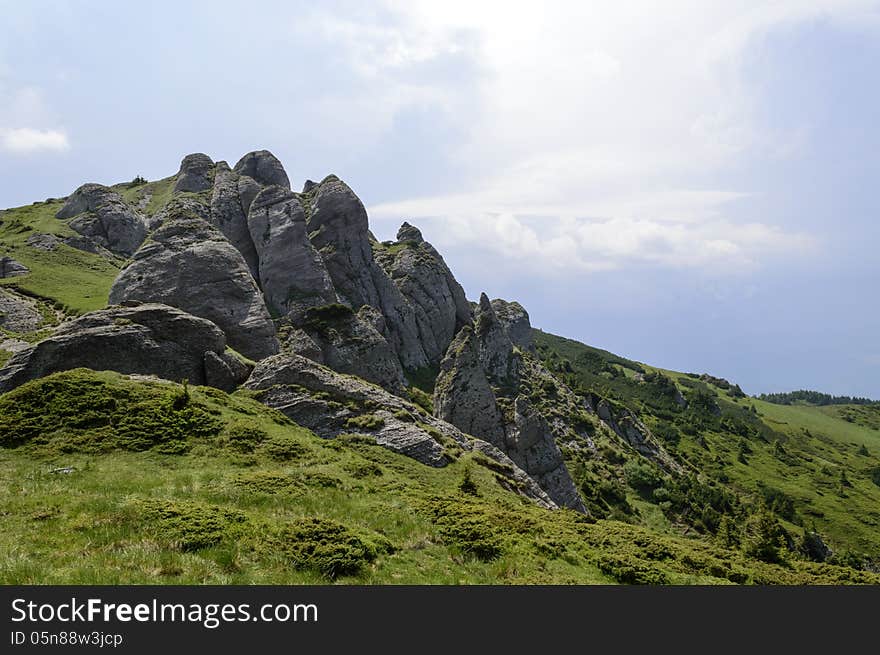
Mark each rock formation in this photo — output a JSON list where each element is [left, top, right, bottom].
[[246, 185, 337, 319], [209, 163, 262, 278], [306, 176, 429, 370], [491, 298, 535, 353], [374, 222, 472, 365], [243, 352, 555, 508], [434, 293, 587, 511], [0, 303, 251, 394], [173, 153, 215, 193], [233, 150, 290, 189], [288, 304, 407, 394], [55, 184, 146, 256], [0, 289, 43, 332], [0, 257, 29, 278], [107, 204, 278, 360]]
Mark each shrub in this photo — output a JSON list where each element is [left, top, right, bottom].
[[459, 467, 479, 496], [271, 517, 380, 579], [742, 509, 786, 563], [596, 554, 670, 584], [222, 421, 268, 453], [132, 499, 246, 552], [261, 434, 309, 461], [345, 414, 385, 431]]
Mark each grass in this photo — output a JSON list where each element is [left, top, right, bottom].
[[1, 369, 876, 584], [0, 200, 121, 314], [535, 328, 880, 564]]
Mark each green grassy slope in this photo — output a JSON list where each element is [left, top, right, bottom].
[[535, 329, 880, 565], [1, 369, 875, 585], [0, 200, 121, 314]]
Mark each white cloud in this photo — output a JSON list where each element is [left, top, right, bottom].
[[0, 127, 70, 154]]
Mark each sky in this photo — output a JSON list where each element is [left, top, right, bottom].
[[1, 0, 879, 397]]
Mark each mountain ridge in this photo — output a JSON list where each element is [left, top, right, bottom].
[[1, 149, 878, 583]]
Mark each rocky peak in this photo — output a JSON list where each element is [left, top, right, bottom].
[[490, 298, 536, 353], [396, 221, 424, 243], [173, 153, 215, 193], [474, 293, 516, 383], [306, 175, 430, 370], [373, 222, 472, 366], [233, 150, 290, 190], [302, 179, 318, 193], [246, 184, 337, 320]]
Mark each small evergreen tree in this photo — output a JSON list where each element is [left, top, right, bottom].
[[742, 508, 785, 563]]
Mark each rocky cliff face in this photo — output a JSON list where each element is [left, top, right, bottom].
[[435, 293, 587, 512], [247, 185, 337, 320], [108, 204, 279, 360], [374, 222, 472, 366], [305, 176, 430, 370]]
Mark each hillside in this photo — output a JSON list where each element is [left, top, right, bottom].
[[1, 149, 878, 584]]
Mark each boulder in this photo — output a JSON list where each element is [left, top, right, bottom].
[[233, 150, 290, 189], [173, 153, 215, 193], [246, 185, 337, 319], [0, 257, 29, 278], [55, 184, 146, 256], [374, 222, 472, 365], [0, 303, 251, 394], [242, 353, 556, 508], [107, 208, 279, 361], [306, 176, 429, 369]]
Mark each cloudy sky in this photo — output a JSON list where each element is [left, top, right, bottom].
[[2, 0, 879, 397]]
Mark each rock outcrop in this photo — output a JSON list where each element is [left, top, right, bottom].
[[491, 298, 535, 353], [209, 164, 261, 278], [0, 303, 251, 394], [246, 185, 337, 319], [233, 150, 290, 190], [374, 222, 472, 365], [173, 153, 215, 193], [27, 232, 114, 258], [107, 207, 278, 361], [55, 184, 146, 256], [306, 176, 429, 370], [434, 293, 587, 512], [0, 289, 43, 333], [243, 352, 555, 508], [289, 304, 406, 394], [0, 257, 29, 278]]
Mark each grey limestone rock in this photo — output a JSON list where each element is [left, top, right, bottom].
[[209, 164, 261, 278], [242, 353, 555, 508], [173, 153, 215, 193], [295, 304, 407, 394], [107, 209, 278, 361], [55, 184, 146, 256], [434, 296, 587, 512], [233, 150, 290, 189], [0, 257, 29, 278], [374, 222, 472, 366], [306, 176, 429, 370], [246, 185, 337, 319], [0, 303, 249, 393], [0, 289, 43, 333], [491, 298, 536, 353]]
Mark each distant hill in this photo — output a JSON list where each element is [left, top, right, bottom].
[[757, 390, 878, 406]]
